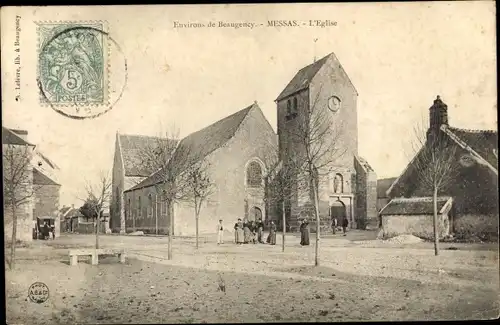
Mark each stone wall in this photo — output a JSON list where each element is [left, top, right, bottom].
[[453, 214, 499, 241], [33, 184, 61, 236], [172, 105, 277, 236], [354, 157, 378, 229], [124, 186, 171, 235], [381, 213, 450, 239]]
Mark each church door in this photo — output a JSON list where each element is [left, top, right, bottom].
[[248, 206, 262, 222], [330, 201, 346, 225]]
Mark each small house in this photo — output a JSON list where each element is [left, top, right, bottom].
[[379, 196, 453, 239]]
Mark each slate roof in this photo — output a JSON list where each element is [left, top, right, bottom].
[[127, 103, 255, 192], [2, 127, 35, 146], [379, 197, 452, 216], [276, 54, 331, 102], [377, 177, 397, 198], [446, 127, 498, 168], [124, 176, 147, 191], [33, 167, 60, 186], [387, 97, 498, 198], [119, 134, 178, 177], [35, 151, 59, 170]]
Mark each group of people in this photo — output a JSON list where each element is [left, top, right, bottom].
[[331, 217, 349, 236], [214, 216, 350, 247], [37, 222, 55, 240], [232, 218, 278, 245]]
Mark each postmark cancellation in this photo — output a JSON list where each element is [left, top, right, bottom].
[[36, 21, 110, 115]]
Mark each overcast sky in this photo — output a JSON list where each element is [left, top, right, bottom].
[[2, 2, 497, 206]]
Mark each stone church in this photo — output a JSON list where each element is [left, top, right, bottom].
[[110, 52, 378, 235], [275, 52, 377, 232]]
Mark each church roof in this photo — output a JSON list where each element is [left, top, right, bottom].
[[276, 54, 330, 102], [126, 103, 255, 192], [118, 134, 178, 177], [276, 52, 358, 102], [379, 196, 452, 216], [2, 127, 35, 146], [33, 167, 60, 186]]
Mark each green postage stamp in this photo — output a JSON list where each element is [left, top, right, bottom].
[[37, 22, 109, 108]]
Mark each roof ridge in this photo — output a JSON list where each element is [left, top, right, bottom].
[[448, 126, 497, 134], [125, 103, 256, 193], [119, 133, 169, 139], [391, 196, 451, 202], [2, 127, 36, 146], [180, 103, 253, 142]]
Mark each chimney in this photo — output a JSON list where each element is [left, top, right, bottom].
[[429, 95, 449, 130], [427, 95, 449, 142], [11, 129, 28, 142], [72, 204, 75, 209]]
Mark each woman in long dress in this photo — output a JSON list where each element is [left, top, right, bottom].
[[300, 219, 310, 246], [269, 221, 277, 245], [235, 218, 244, 244], [243, 220, 252, 244], [256, 219, 264, 243]]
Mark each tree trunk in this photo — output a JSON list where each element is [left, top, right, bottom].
[[195, 212, 199, 250], [282, 200, 286, 252], [312, 178, 321, 267], [10, 204, 18, 270], [168, 200, 173, 260], [432, 187, 439, 256], [155, 195, 158, 235], [96, 211, 100, 249]]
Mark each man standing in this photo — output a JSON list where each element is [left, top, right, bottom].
[[217, 219, 224, 245]]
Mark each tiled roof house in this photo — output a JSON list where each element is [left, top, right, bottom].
[[3, 127, 61, 240], [110, 131, 178, 233], [382, 96, 498, 238]]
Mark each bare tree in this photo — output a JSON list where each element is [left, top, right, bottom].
[[3, 143, 38, 269], [410, 121, 459, 256], [280, 87, 346, 266], [137, 125, 204, 260], [263, 154, 295, 252], [82, 172, 112, 249], [184, 160, 216, 249]]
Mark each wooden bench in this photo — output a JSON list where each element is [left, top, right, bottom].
[[68, 248, 126, 266]]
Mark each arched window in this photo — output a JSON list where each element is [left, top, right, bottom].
[[148, 194, 153, 218], [333, 173, 343, 193], [138, 196, 142, 219], [293, 97, 298, 114], [246, 161, 263, 188], [286, 100, 292, 116]]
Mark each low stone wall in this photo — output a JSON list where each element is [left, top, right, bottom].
[[453, 214, 499, 242], [129, 227, 169, 235], [382, 213, 450, 239], [75, 222, 95, 234]]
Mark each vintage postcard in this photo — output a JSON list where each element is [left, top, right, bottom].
[[2, 3, 498, 323]]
